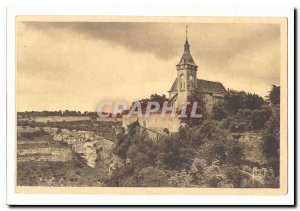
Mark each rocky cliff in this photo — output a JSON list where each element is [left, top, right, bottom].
[[17, 126, 124, 171]]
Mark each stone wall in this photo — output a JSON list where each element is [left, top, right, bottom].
[[122, 113, 182, 133]]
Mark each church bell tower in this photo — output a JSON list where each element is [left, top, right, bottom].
[[176, 25, 198, 106]]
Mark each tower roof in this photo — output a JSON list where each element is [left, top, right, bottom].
[[177, 26, 197, 67], [177, 40, 197, 66]]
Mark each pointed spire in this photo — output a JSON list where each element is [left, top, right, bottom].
[[177, 24, 197, 67], [184, 24, 190, 51], [186, 24, 188, 41], [184, 40, 190, 51]]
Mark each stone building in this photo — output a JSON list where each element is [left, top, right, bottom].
[[122, 112, 182, 133], [168, 35, 227, 113], [122, 30, 227, 133]]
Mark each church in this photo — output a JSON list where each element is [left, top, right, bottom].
[[122, 29, 227, 134], [168, 32, 227, 113]]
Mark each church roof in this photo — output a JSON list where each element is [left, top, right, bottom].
[[169, 78, 227, 95], [197, 79, 227, 95], [177, 40, 197, 66], [169, 78, 178, 92]]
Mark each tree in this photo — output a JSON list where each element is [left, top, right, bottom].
[[150, 93, 167, 106], [135, 93, 167, 110], [137, 167, 168, 187], [180, 89, 206, 126], [126, 140, 158, 171], [197, 121, 229, 164], [168, 170, 193, 187], [267, 85, 280, 105], [113, 140, 130, 160], [249, 107, 272, 130], [225, 141, 245, 167], [262, 106, 280, 177], [263, 169, 279, 188], [127, 120, 140, 138], [224, 90, 246, 115], [224, 166, 244, 188], [108, 163, 134, 186], [224, 90, 265, 115], [201, 164, 234, 188], [181, 125, 203, 146], [157, 134, 194, 170], [212, 103, 227, 120], [244, 93, 265, 110], [190, 157, 207, 185]]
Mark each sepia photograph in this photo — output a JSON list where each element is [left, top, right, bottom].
[[14, 16, 287, 194]]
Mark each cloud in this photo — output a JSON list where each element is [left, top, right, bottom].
[[16, 21, 282, 111], [22, 21, 280, 62]]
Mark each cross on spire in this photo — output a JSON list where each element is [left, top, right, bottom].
[[177, 24, 197, 67], [184, 24, 190, 52], [185, 24, 188, 41]]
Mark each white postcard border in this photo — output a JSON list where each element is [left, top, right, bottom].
[[6, 1, 295, 205]]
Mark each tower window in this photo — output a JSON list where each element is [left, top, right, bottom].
[[180, 74, 185, 91], [189, 75, 195, 89]]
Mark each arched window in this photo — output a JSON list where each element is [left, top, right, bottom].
[[180, 74, 185, 91], [189, 75, 195, 89]]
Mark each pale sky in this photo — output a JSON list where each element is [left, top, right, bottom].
[[17, 20, 282, 112]]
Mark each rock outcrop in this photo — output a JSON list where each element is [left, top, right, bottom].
[[17, 126, 123, 170]]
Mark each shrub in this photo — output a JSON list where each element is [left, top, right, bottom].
[[137, 167, 168, 187], [224, 90, 265, 115], [168, 170, 193, 187], [249, 108, 272, 130], [157, 135, 194, 170], [212, 104, 227, 120], [202, 164, 234, 188], [267, 85, 280, 105]]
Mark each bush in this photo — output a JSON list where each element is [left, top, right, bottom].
[[267, 85, 280, 105], [157, 135, 194, 170], [212, 104, 226, 120], [249, 108, 272, 130], [202, 164, 234, 188], [108, 164, 135, 186], [137, 167, 168, 187], [224, 90, 265, 115], [168, 170, 193, 187], [262, 106, 280, 177], [224, 166, 244, 188], [229, 122, 246, 133], [225, 142, 245, 166]]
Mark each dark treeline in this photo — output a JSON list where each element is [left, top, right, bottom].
[[131, 93, 168, 110], [18, 110, 98, 118], [107, 85, 280, 188]]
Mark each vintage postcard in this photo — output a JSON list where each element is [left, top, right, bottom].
[[14, 16, 287, 196]]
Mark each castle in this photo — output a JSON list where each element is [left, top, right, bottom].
[[122, 29, 227, 134]]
